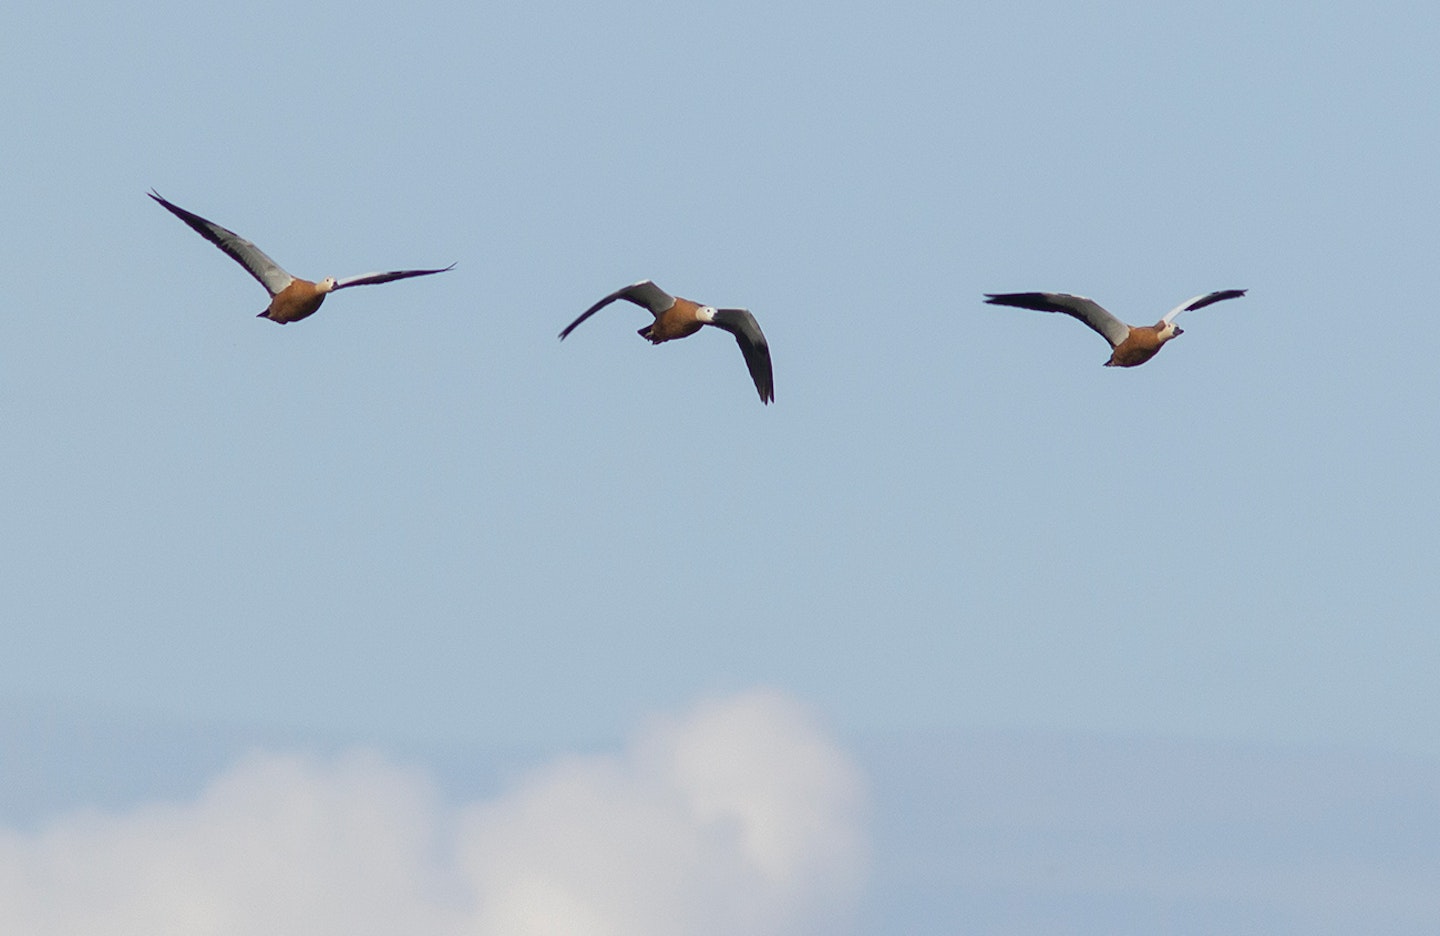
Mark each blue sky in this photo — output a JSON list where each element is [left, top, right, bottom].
[[2, 0, 1437, 931]]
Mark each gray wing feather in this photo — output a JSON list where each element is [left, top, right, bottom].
[[149, 190, 294, 296], [984, 292, 1131, 348], [333, 264, 456, 291], [1162, 289, 1247, 324], [709, 308, 774, 404], [558, 279, 676, 339]]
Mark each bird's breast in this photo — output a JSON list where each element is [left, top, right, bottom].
[[264, 279, 328, 324], [645, 300, 707, 343], [1107, 327, 1167, 367]]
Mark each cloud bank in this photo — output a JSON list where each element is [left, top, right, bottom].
[[0, 689, 867, 936]]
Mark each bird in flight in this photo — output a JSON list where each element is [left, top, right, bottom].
[[984, 289, 1246, 367], [149, 190, 454, 324], [559, 279, 774, 404]]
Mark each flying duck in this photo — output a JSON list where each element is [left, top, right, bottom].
[[984, 289, 1246, 367], [149, 191, 454, 324], [559, 280, 774, 404]]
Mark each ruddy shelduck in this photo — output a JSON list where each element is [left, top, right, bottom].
[[149, 191, 454, 324], [984, 289, 1246, 367], [559, 280, 775, 404]]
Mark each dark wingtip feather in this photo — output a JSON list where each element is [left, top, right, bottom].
[[982, 292, 1058, 311], [1185, 288, 1248, 312]]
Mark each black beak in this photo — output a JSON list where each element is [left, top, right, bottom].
[[1174, 326, 1185, 336]]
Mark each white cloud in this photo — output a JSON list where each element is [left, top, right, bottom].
[[0, 689, 867, 936]]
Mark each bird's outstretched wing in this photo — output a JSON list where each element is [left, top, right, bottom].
[[710, 308, 774, 404], [984, 292, 1130, 348], [559, 280, 676, 339], [1161, 289, 1247, 324], [333, 264, 456, 291], [148, 190, 295, 296]]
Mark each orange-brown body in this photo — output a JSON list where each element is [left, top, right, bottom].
[[262, 279, 333, 324], [1105, 323, 1175, 367], [639, 297, 707, 343]]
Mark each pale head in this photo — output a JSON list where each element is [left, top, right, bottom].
[[318, 276, 338, 293], [696, 305, 717, 323], [1156, 320, 1184, 341]]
